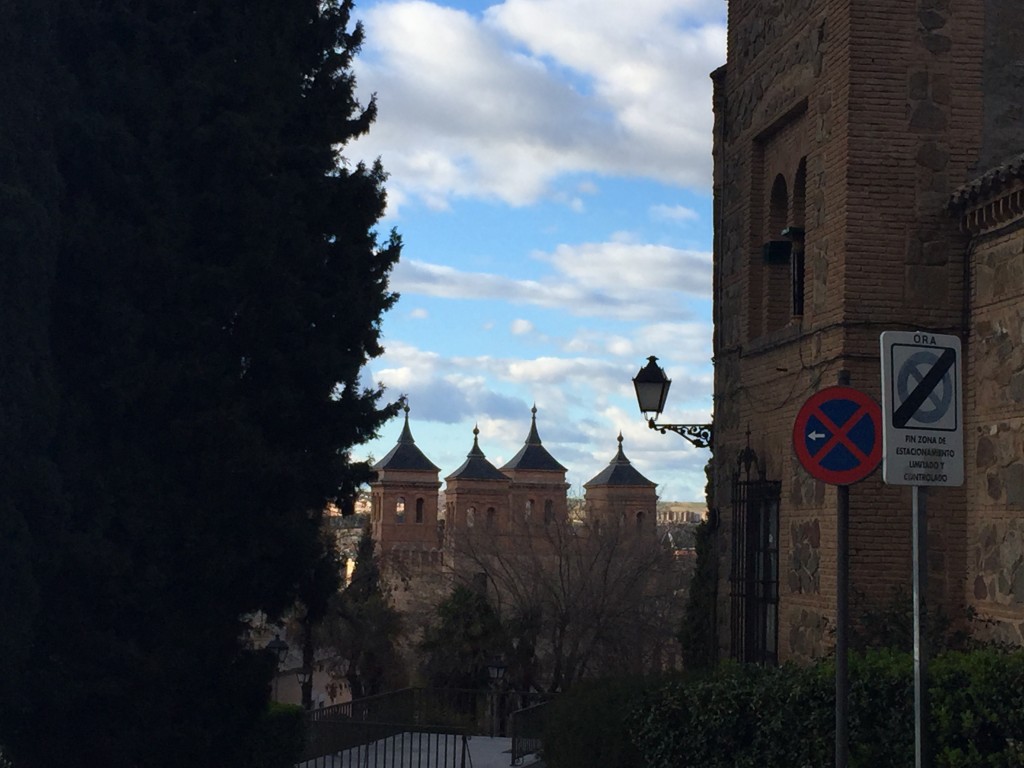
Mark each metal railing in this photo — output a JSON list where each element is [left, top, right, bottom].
[[509, 701, 547, 766], [297, 721, 469, 768], [299, 688, 551, 767]]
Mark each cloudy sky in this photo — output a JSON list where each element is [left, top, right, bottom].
[[348, 0, 727, 502]]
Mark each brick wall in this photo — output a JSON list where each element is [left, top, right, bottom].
[[713, 0, 987, 662]]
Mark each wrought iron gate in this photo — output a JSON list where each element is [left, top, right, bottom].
[[729, 446, 780, 665]]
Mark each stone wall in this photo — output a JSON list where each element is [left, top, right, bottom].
[[964, 203, 1024, 642]]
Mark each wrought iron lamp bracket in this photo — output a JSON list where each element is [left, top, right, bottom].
[[647, 419, 713, 449]]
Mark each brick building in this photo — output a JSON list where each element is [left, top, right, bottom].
[[710, 0, 1024, 662], [369, 405, 659, 616]]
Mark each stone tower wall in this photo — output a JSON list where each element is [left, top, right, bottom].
[[713, 0, 985, 661]]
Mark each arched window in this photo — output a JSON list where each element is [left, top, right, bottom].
[[636, 510, 646, 529], [486, 507, 497, 530], [467, 506, 476, 528], [396, 497, 406, 524], [524, 499, 534, 521], [415, 498, 424, 523], [544, 500, 555, 525]]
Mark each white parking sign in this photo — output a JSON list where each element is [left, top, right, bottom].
[[879, 331, 964, 486]]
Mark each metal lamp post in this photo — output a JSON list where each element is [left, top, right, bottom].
[[487, 656, 507, 737], [265, 634, 289, 702], [632, 356, 713, 448], [296, 666, 313, 710]]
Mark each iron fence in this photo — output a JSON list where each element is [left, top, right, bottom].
[[297, 721, 469, 768], [509, 701, 547, 766], [299, 688, 551, 767]]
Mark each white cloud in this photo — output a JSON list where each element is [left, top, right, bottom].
[[651, 203, 700, 222], [351, 0, 726, 211], [409, 307, 429, 319], [510, 318, 534, 335], [391, 239, 711, 322]]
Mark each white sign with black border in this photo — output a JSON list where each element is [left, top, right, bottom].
[[880, 331, 964, 486]]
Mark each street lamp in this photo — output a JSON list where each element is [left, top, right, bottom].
[[486, 656, 507, 737], [487, 656, 507, 684], [296, 666, 313, 710], [632, 356, 713, 449], [265, 634, 289, 701]]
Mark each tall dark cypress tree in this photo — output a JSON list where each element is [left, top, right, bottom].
[[0, 1, 400, 765]]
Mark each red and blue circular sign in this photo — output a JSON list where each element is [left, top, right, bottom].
[[792, 386, 882, 485]]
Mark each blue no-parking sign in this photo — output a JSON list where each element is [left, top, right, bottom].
[[792, 386, 883, 485]]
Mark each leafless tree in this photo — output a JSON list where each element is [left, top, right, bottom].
[[451, 514, 687, 692]]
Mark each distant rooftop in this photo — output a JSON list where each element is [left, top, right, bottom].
[[500, 406, 567, 473], [372, 404, 440, 473], [584, 434, 656, 488]]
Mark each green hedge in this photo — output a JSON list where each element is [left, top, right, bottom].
[[247, 702, 306, 768], [543, 678, 649, 768], [627, 649, 1024, 768]]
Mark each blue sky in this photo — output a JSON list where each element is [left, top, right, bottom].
[[348, 0, 727, 501]]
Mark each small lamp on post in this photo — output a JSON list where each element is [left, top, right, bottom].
[[296, 667, 313, 710], [632, 356, 713, 449], [486, 656, 507, 737], [487, 656, 507, 685], [265, 634, 289, 701]]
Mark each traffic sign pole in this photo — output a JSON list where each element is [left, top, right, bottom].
[[792, 377, 880, 768], [835, 369, 851, 768], [881, 330, 959, 768], [913, 486, 930, 768]]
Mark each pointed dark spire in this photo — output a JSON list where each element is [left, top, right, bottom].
[[584, 433, 656, 488], [448, 425, 509, 481], [613, 432, 628, 463], [525, 404, 542, 445], [397, 400, 414, 444], [372, 401, 440, 472], [501, 405, 567, 472]]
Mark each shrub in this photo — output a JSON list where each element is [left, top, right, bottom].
[[628, 648, 1024, 768], [543, 677, 650, 768], [248, 702, 306, 768]]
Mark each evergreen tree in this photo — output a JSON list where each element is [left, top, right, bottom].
[[421, 586, 505, 691], [0, 1, 399, 765], [321, 527, 403, 699], [678, 518, 719, 670]]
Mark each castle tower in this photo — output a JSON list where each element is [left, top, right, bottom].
[[710, 0, 1006, 663], [443, 426, 511, 538], [500, 406, 569, 530], [583, 434, 658, 535], [369, 404, 442, 554]]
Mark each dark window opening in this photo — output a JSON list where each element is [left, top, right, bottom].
[[730, 469, 780, 665]]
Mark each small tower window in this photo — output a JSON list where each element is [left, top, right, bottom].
[[415, 498, 424, 524], [525, 499, 534, 521], [544, 500, 555, 525], [636, 510, 646, 530], [467, 506, 476, 528], [486, 507, 497, 530], [396, 497, 406, 524]]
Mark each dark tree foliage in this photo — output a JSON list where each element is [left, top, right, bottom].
[[0, 1, 400, 765], [677, 518, 719, 670], [321, 527, 403, 699], [421, 586, 505, 691]]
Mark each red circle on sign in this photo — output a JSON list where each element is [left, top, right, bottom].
[[792, 386, 882, 485]]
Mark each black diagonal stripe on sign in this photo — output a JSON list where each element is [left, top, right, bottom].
[[893, 347, 955, 428]]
